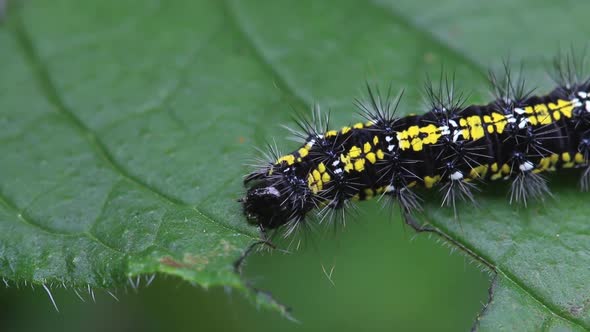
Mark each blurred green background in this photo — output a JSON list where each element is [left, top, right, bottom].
[[1, 201, 490, 331]]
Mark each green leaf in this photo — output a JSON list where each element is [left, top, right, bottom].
[[1, 0, 589, 329], [0, 0, 288, 312]]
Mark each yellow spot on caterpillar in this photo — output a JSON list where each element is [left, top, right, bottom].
[[365, 120, 375, 127], [527, 115, 538, 126], [562, 152, 571, 162], [487, 125, 494, 134], [411, 138, 423, 151], [318, 162, 326, 173], [491, 172, 503, 181], [344, 163, 354, 173], [407, 181, 417, 188], [298, 148, 309, 158], [364, 188, 374, 199], [349, 146, 362, 158], [461, 128, 471, 140], [467, 116, 485, 140], [399, 140, 411, 150], [341, 126, 351, 134], [424, 175, 441, 189], [491, 113, 507, 133], [365, 152, 376, 164], [354, 158, 365, 172], [538, 157, 551, 171], [277, 155, 295, 165], [376, 149, 384, 159], [325, 130, 338, 138], [397, 131, 409, 140], [376, 186, 385, 194], [575, 152, 585, 164], [501, 164, 510, 174], [312, 169, 321, 181], [553, 110, 561, 121], [549, 99, 574, 118], [420, 124, 441, 144], [363, 142, 372, 154], [353, 122, 364, 129], [491, 163, 499, 173], [535, 104, 551, 124], [563, 162, 575, 168], [322, 172, 331, 183], [407, 126, 420, 137], [373, 136, 379, 145], [550, 154, 559, 164], [352, 194, 360, 201], [470, 165, 488, 179]]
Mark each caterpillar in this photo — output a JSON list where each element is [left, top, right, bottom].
[[240, 58, 590, 237]]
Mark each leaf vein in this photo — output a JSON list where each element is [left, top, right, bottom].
[[10, 14, 252, 240], [222, 0, 310, 112]]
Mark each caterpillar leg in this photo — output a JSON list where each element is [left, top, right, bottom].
[[400, 209, 496, 271], [233, 238, 276, 275]]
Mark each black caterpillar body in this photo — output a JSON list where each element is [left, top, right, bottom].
[[241, 64, 590, 236]]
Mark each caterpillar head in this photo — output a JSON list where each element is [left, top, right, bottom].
[[241, 182, 291, 229], [241, 166, 313, 231]]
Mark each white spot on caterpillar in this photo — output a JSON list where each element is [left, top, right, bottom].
[[515, 107, 526, 115], [578, 91, 588, 99], [384, 185, 395, 192], [449, 171, 463, 181], [332, 160, 340, 167], [440, 125, 450, 135], [505, 114, 516, 123], [572, 98, 582, 107], [385, 136, 393, 142], [334, 168, 343, 174], [519, 161, 534, 172], [449, 119, 458, 127], [518, 118, 529, 129], [387, 144, 395, 151], [585, 100, 590, 112]]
